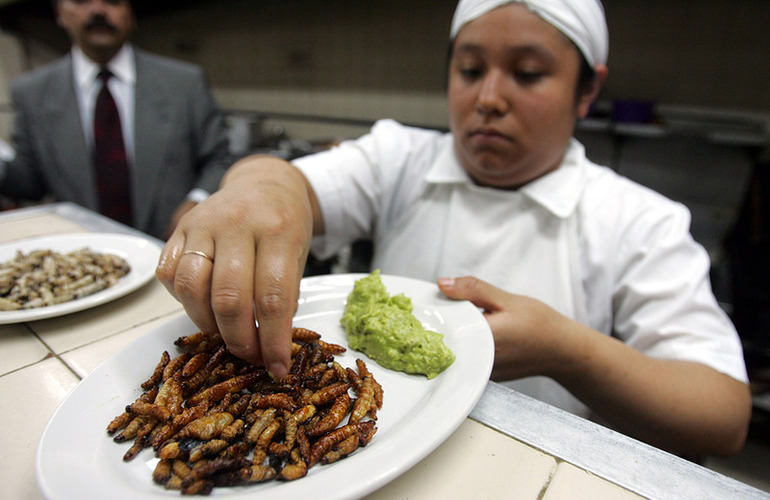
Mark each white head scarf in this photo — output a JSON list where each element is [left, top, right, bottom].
[[450, 0, 609, 67]]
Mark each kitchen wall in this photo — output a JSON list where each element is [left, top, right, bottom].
[[128, 0, 770, 109], [2, 0, 770, 134], [605, 0, 770, 111]]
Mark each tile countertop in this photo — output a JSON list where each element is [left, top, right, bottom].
[[1, 202, 767, 500]]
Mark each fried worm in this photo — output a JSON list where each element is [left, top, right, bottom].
[[107, 328, 382, 495]]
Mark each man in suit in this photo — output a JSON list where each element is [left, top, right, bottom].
[[0, 0, 231, 239]]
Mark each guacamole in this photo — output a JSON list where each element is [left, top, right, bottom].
[[340, 270, 455, 379]]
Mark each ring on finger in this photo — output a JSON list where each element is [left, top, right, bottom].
[[182, 249, 214, 263]]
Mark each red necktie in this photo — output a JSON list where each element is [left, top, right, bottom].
[[93, 69, 133, 225]]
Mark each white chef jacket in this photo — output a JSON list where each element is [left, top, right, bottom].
[[294, 119, 748, 417]]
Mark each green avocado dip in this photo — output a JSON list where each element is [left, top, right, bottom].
[[340, 270, 455, 379]]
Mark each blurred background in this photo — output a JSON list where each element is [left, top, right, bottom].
[[1, 0, 768, 490]]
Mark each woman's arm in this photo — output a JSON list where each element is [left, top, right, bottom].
[[438, 276, 752, 457]]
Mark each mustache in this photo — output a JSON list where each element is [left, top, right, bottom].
[[84, 15, 117, 32]]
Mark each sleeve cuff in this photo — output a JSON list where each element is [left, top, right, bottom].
[[0, 137, 15, 162], [186, 188, 210, 204]]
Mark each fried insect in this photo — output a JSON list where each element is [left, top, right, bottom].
[[247, 465, 277, 483], [308, 421, 376, 467], [306, 393, 350, 437], [142, 351, 169, 390], [108, 327, 382, 495], [357, 358, 385, 411], [123, 419, 156, 461], [112, 416, 146, 443], [251, 393, 297, 413], [186, 371, 263, 406], [349, 375, 376, 424], [291, 327, 321, 342], [189, 439, 229, 463], [158, 441, 183, 460], [161, 353, 190, 383], [126, 402, 173, 422], [220, 418, 245, 442], [317, 339, 347, 355], [246, 408, 278, 445], [278, 448, 308, 481], [107, 387, 158, 435], [255, 418, 283, 453], [322, 434, 360, 465], [177, 412, 234, 441], [181, 352, 209, 379], [182, 346, 228, 394], [150, 401, 210, 450], [173, 330, 207, 349], [308, 381, 350, 406]]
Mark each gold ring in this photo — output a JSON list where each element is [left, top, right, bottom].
[[182, 250, 214, 263]]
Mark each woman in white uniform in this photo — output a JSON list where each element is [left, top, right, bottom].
[[157, 0, 752, 457]]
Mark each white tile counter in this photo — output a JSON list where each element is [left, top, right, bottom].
[[1, 202, 767, 500]]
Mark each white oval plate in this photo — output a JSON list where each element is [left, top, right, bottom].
[[36, 273, 494, 499], [0, 233, 161, 324]]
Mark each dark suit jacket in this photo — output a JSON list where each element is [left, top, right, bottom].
[[1, 47, 231, 238]]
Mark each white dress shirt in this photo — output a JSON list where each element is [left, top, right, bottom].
[[72, 44, 136, 165]]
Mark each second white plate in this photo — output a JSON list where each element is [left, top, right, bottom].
[[0, 232, 161, 324], [36, 273, 494, 499]]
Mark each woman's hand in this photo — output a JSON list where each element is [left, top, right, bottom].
[[437, 275, 578, 381], [437, 275, 752, 457], [156, 155, 318, 380]]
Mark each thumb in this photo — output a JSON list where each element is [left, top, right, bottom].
[[437, 276, 503, 312]]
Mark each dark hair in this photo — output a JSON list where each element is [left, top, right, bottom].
[[576, 52, 597, 99]]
